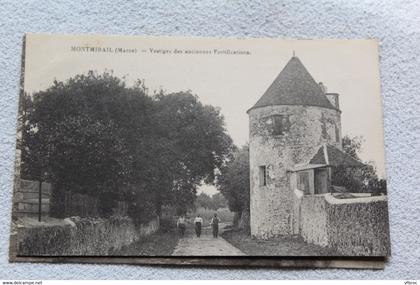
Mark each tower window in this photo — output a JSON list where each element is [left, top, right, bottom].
[[322, 123, 327, 139], [272, 115, 291, 135], [259, 166, 267, 186], [335, 125, 340, 143], [321, 114, 328, 139]]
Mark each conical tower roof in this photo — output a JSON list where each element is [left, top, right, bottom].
[[248, 56, 337, 112]]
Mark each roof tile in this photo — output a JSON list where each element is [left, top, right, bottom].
[[249, 56, 337, 112]]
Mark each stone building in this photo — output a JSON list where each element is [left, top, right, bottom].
[[248, 55, 363, 239]]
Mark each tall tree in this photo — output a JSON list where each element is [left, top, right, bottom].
[[211, 192, 227, 210], [22, 72, 150, 217], [21, 72, 234, 220], [152, 92, 234, 215], [195, 192, 213, 210], [341, 135, 363, 161], [333, 135, 387, 195], [216, 145, 250, 229]]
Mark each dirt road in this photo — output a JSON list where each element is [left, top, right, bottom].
[[171, 224, 245, 256]]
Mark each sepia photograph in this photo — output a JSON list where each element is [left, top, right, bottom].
[[10, 34, 390, 262]]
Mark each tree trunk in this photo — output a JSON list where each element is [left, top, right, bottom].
[[155, 195, 162, 217], [238, 209, 250, 233], [233, 211, 242, 228], [49, 183, 65, 219]]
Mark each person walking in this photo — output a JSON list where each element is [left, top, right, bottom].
[[194, 215, 203, 237], [210, 213, 220, 238], [176, 215, 186, 237]]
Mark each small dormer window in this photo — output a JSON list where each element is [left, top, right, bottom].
[[271, 115, 291, 135]]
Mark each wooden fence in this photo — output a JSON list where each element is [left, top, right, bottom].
[[16, 179, 52, 219], [16, 179, 128, 219]]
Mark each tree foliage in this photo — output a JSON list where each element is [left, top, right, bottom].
[[211, 192, 228, 210], [150, 92, 233, 215], [216, 145, 250, 214], [332, 135, 387, 195], [20, 71, 233, 221], [341, 135, 363, 161], [195, 192, 227, 211], [195, 193, 213, 210]]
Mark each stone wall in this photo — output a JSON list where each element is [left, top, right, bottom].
[[300, 194, 328, 247], [325, 194, 390, 256], [17, 216, 159, 256], [291, 186, 302, 235], [249, 105, 341, 238], [298, 193, 390, 256]]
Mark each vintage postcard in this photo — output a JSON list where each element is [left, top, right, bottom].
[[10, 34, 390, 267]]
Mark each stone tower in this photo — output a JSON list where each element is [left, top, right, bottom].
[[248, 56, 342, 238]]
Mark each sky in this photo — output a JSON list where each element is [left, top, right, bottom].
[[24, 34, 387, 195]]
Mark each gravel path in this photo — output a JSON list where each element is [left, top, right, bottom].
[[172, 224, 245, 256]]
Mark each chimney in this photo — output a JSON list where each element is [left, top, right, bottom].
[[319, 82, 327, 94], [319, 82, 339, 109]]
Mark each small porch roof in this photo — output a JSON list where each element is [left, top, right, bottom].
[[288, 163, 330, 172], [310, 144, 365, 167], [288, 144, 365, 173]]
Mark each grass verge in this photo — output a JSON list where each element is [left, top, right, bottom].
[[222, 229, 337, 256], [112, 219, 180, 256]]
